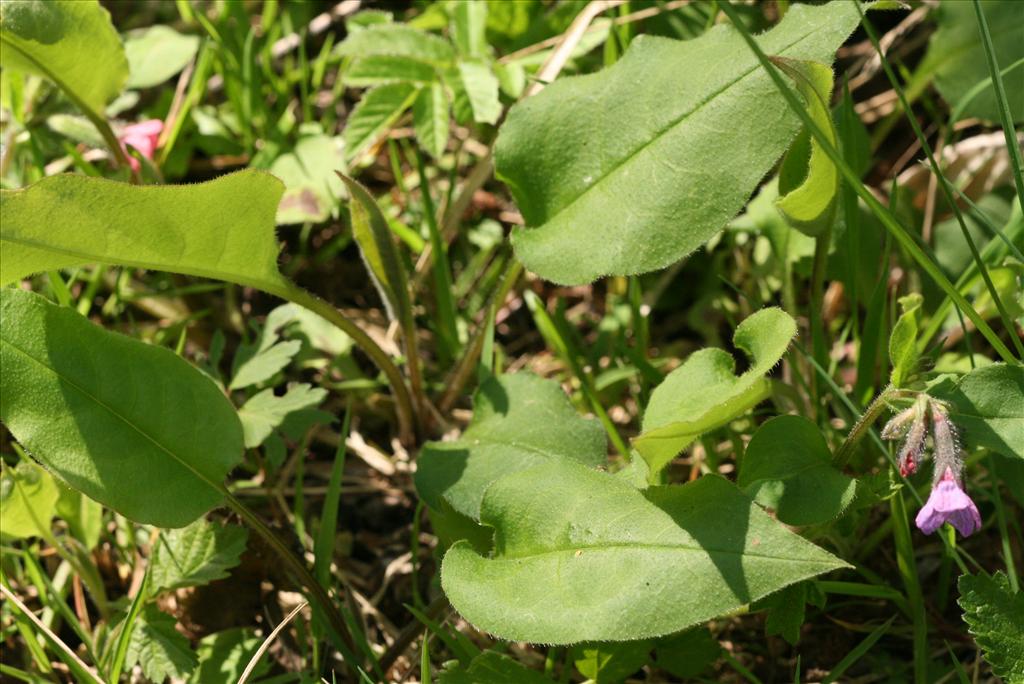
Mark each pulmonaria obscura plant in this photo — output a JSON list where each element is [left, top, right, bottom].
[[882, 395, 981, 537]]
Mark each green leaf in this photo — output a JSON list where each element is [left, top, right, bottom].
[[150, 518, 249, 592], [345, 54, 438, 86], [229, 340, 301, 390], [55, 487, 103, 550], [932, 363, 1024, 458], [339, 173, 412, 325], [573, 641, 652, 683], [441, 461, 849, 644], [124, 25, 200, 89], [761, 582, 808, 645], [439, 651, 556, 684], [334, 23, 454, 65], [414, 81, 450, 158], [0, 0, 128, 120], [125, 605, 197, 682], [264, 302, 352, 358], [415, 373, 607, 520], [495, 0, 862, 284], [773, 58, 839, 236], [920, 0, 1024, 123], [634, 308, 796, 478], [653, 628, 720, 679], [189, 629, 267, 684], [957, 571, 1024, 682], [0, 461, 59, 539], [0, 288, 243, 528], [888, 293, 923, 388], [738, 415, 856, 526], [0, 170, 289, 294], [269, 132, 346, 225], [342, 83, 419, 162], [452, 0, 488, 58], [238, 383, 327, 448], [457, 60, 501, 125]]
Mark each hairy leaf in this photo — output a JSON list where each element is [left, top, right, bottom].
[[0, 461, 59, 540], [238, 384, 327, 448], [738, 416, 856, 526], [125, 605, 197, 682], [0, 289, 243, 528], [958, 572, 1024, 681], [442, 461, 848, 643], [634, 308, 796, 478], [415, 373, 607, 520], [933, 363, 1024, 458], [151, 519, 249, 592], [495, 1, 862, 284], [124, 25, 200, 89], [0, 170, 289, 294], [0, 0, 128, 120]]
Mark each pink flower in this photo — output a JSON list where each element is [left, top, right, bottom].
[[915, 467, 982, 537], [118, 119, 163, 171]]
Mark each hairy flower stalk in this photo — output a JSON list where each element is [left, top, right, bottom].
[[882, 396, 981, 537]]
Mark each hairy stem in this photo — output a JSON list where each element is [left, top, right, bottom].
[[833, 385, 894, 469]]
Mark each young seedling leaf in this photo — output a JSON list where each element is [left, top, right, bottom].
[[125, 605, 197, 682], [495, 0, 862, 284], [773, 58, 839, 236], [0, 461, 59, 540], [442, 461, 848, 644], [634, 308, 796, 479], [415, 373, 607, 520], [957, 571, 1024, 682], [0, 170, 290, 294], [150, 519, 249, 592], [573, 641, 652, 683], [238, 383, 328, 448], [931, 363, 1024, 459], [0, 288, 244, 528], [0, 0, 128, 121], [888, 293, 923, 388], [229, 340, 301, 391], [738, 415, 857, 526], [189, 629, 269, 684]]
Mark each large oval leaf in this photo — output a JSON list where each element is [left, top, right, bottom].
[[0, 170, 289, 294], [634, 308, 796, 478], [495, 1, 862, 284], [415, 373, 607, 520], [0, 0, 128, 120], [0, 288, 243, 527], [442, 461, 848, 644], [932, 363, 1024, 458]]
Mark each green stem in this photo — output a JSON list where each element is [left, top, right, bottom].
[[276, 282, 417, 445], [809, 228, 831, 405], [717, 0, 1018, 365], [890, 488, 928, 684], [832, 385, 894, 469], [222, 488, 359, 662]]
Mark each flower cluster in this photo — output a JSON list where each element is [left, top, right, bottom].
[[882, 395, 981, 537]]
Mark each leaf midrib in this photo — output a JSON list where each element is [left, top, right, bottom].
[[530, 25, 821, 224], [479, 540, 844, 566], [1, 335, 227, 499]]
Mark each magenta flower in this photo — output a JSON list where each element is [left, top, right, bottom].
[[915, 467, 982, 536], [118, 119, 163, 171]]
